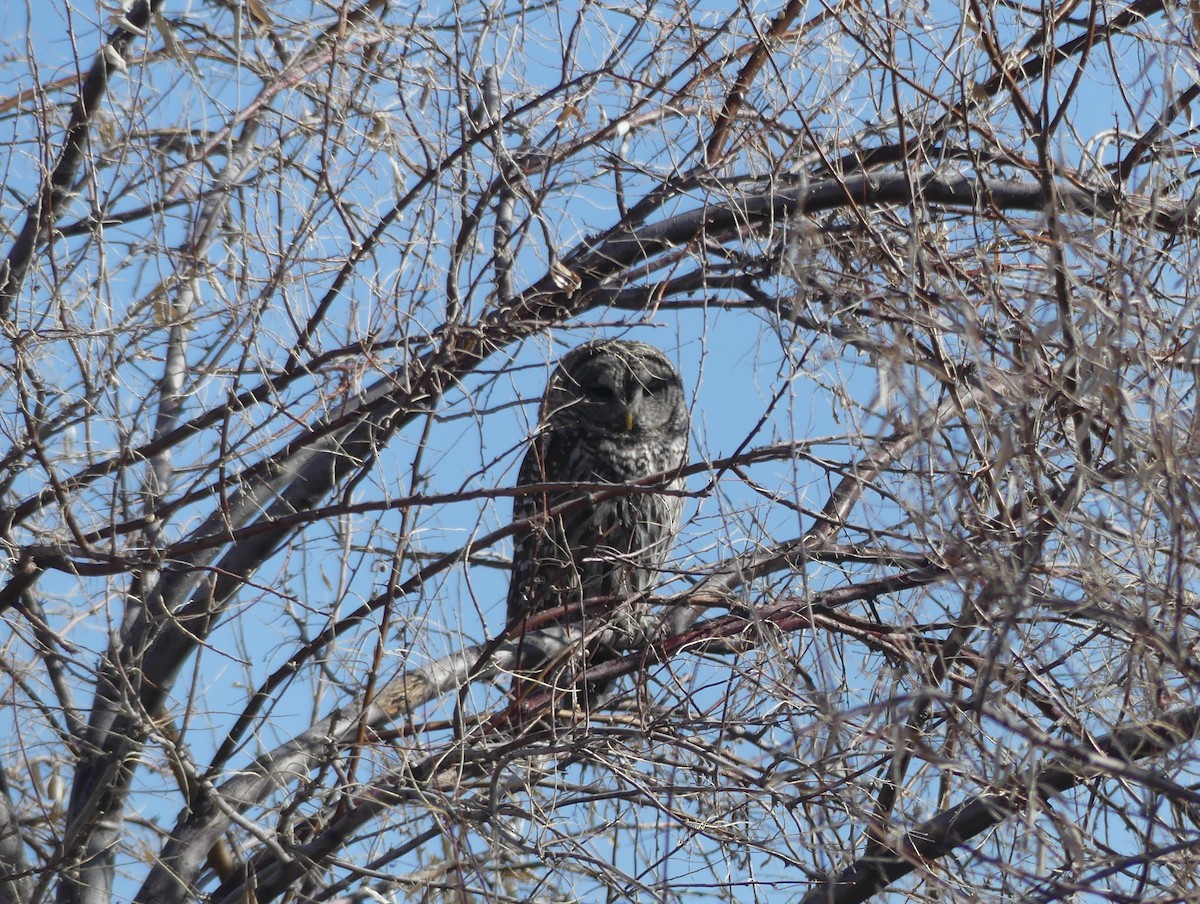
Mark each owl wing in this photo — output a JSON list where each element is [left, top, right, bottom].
[[505, 429, 581, 628]]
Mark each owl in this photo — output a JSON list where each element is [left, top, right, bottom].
[[506, 339, 689, 703]]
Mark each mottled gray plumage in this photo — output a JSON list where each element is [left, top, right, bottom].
[[506, 340, 689, 697]]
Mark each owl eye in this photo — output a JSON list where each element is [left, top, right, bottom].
[[587, 383, 616, 401]]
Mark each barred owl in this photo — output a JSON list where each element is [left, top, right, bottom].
[[506, 339, 689, 701]]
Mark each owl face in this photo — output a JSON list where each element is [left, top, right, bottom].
[[544, 340, 686, 440]]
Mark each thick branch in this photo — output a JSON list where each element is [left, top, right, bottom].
[[797, 706, 1200, 904]]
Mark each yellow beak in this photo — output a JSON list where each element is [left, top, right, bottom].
[[623, 410, 635, 432]]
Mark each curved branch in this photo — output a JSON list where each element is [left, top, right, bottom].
[[0, 168, 1180, 557]]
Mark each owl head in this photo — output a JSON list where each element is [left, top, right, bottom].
[[541, 339, 687, 440]]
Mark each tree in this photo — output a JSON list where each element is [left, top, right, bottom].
[[2, 0, 1200, 901]]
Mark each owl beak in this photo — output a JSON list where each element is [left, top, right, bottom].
[[623, 409, 636, 432]]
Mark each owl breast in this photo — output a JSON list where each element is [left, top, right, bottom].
[[589, 429, 686, 482]]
